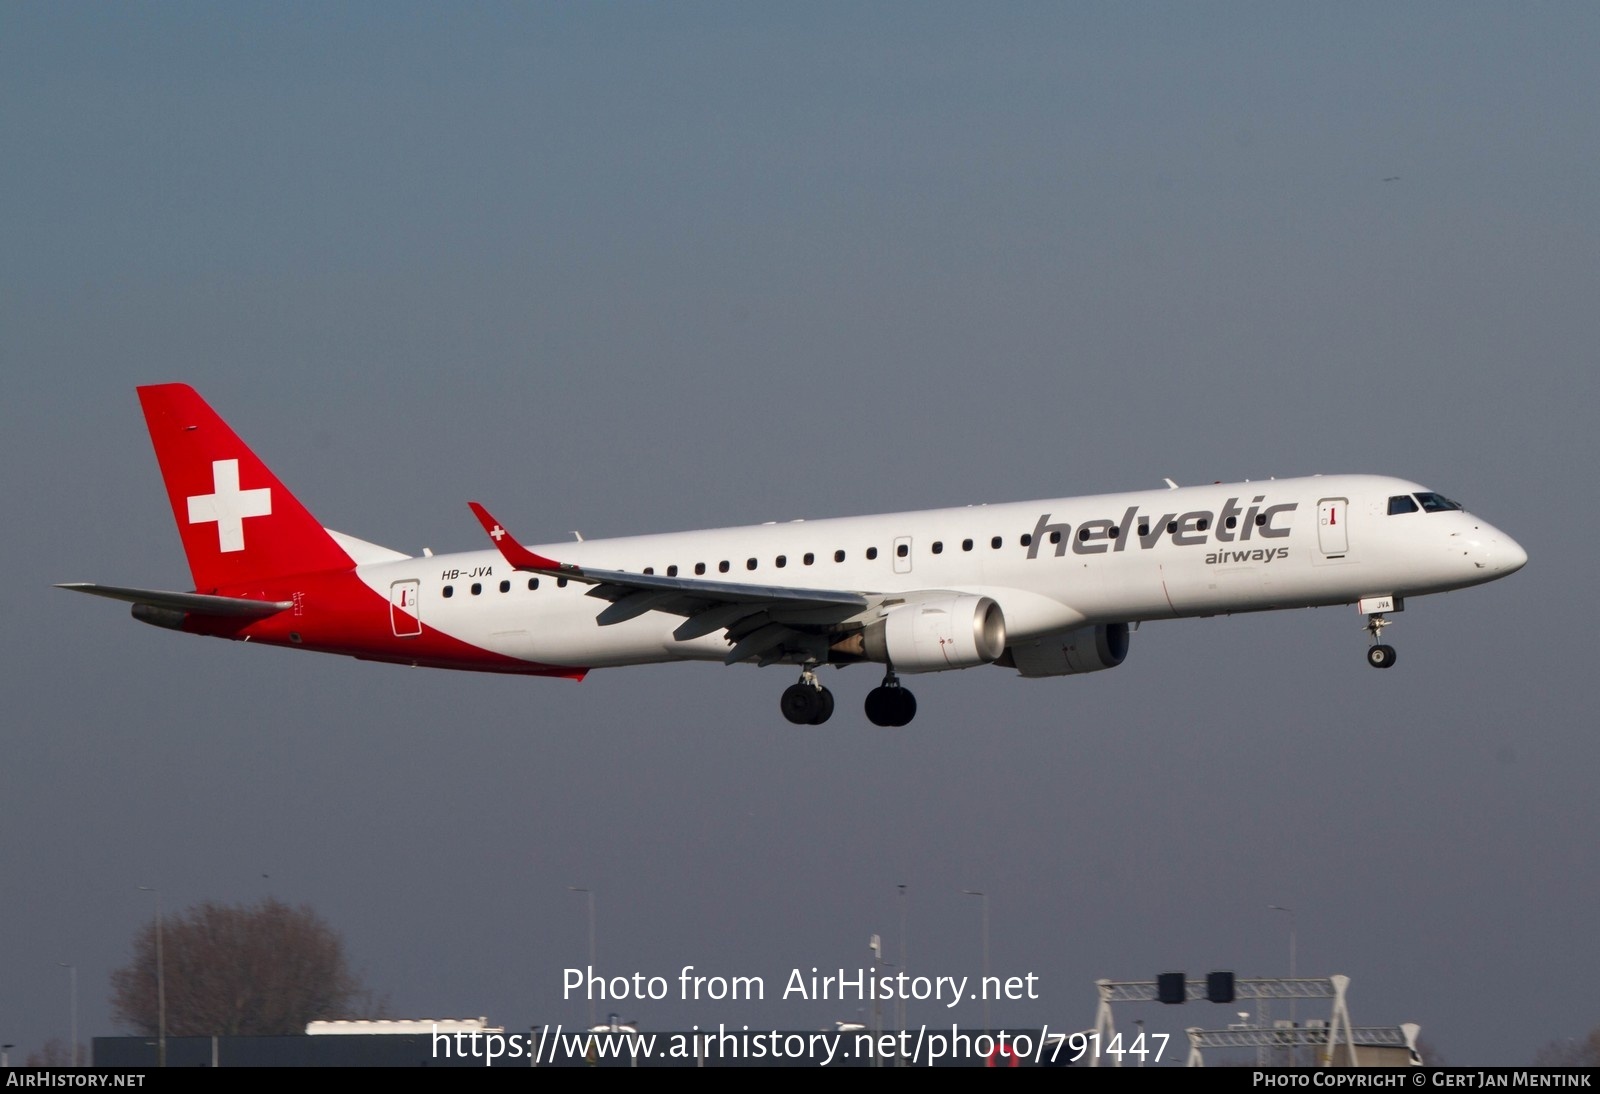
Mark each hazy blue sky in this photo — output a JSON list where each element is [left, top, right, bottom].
[[4, 3, 1596, 1066]]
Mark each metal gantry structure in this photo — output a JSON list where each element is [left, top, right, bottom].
[[1183, 1018, 1421, 1068], [1089, 974, 1420, 1067]]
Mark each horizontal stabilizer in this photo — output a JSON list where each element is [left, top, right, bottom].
[[56, 583, 292, 618]]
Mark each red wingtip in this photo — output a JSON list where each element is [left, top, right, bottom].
[[467, 502, 563, 571]]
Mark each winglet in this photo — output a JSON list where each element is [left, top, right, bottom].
[[467, 503, 569, 572]]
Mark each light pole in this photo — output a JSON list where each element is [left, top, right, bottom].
[[58, 964, 77, 1067], [868, 934, 882, 1067], [1269, 904, 1297, 1065], [568, 887, 596, 1030], [139, 887, 165, 1067], [896, 884, 908, 1061], [962, 890, 989, 1034]]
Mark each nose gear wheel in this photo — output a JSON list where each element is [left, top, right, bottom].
[[1364, 614, 1397, 669]]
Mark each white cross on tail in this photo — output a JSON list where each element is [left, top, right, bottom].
[[187, 459, 272, 553]]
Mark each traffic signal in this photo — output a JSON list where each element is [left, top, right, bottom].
[[1157, 972, 1186, 1004], [1206, 971, 1235, 1004]]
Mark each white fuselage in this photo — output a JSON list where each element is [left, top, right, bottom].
[[352, 474, 1526, 671]]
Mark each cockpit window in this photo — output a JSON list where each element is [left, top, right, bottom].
[[1387, 495, 1419, 515], [1415, 492, 1463, 513]]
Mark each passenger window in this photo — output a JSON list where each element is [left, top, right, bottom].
[[718, 561, 730, 573], [499, 579, 510, 593], [1225, 516, 1237, 529], [471, 583, 482, 596], [896, 543, 909, 558], [746, 558, 757, 571], [443, 585, 454, 598], [1167, 522, 1178, 534], [643, 567, 654, 575], [527, 578, 539, 590], [1021, 533, 1032, 547], [866, 547, 878, 560], [803, 553, 815, 566], [991, 536, 1002, 549], [775, 556, 786, 568], [932, 541, 943, 554], [557, 578, 568, 588], [1138, 523, 1150, 536], [1196, 518, 1209, 531], [1049, 531, 1061, 544], [962, 538, 973, 551], [667, 565, 678, 577], [834, 550, 845, 562], [1254, 514, 1267, 526], [1078, 527, 1092, 541], [695, 563, 706, 575]]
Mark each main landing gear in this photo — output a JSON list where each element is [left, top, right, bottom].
[[777, 666, 918, 726], [780, 666, 835, 725], [864, 669, 917, 727], [1364, 613, 1397, 669]]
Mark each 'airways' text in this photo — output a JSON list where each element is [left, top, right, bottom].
[[1206, 547, 1289, 565]]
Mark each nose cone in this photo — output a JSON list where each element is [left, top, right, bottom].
[[1469, 522, 1528, 577], [1500, 534, 1529, 574]]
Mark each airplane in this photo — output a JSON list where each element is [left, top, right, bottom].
[[60, 384, 1528, 726]]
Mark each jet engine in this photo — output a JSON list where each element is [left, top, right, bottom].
[[841, 595, 1008, 673], [997, 622, 1130, 677]]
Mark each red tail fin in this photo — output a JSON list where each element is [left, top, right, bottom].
[[137, 384, 354, 590]]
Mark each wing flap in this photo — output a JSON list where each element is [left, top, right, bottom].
[[674, 604, 765, 642], [595, 590, 685, 626]]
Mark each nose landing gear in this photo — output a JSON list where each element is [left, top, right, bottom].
[[780, 665, 835, 725], [1365, 613, 1397, 669]]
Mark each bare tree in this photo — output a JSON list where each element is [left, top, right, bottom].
[[110, 898, 372, 1036], [1534, 1028, 1600, 1067], [25, 1038, 81, 1066], [1413, 1036, 1444, 1067]]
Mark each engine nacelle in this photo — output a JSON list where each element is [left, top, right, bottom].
[[858, 595, 1008, 674], [998, 622, 1130, 678]]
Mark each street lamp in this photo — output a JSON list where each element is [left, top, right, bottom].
[[568, 887, 596, 1029], [58, 964, 77, 1067], [869, 934, 883, 1066], [896, 884, 908, 1055], [1268, 904, 1298, 1065], [138, 887, 165, 1067], [962, 890, 990, 1035], [1267, 904, 1298, 979]]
